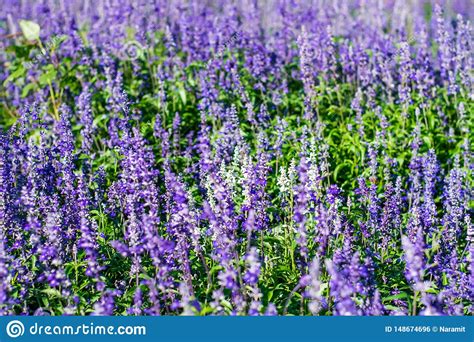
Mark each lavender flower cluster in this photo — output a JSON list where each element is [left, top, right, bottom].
[[0, 0, 472, 316]]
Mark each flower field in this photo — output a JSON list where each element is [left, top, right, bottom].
[[0, 0, 472, 316]]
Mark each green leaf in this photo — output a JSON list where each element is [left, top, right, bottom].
[[49, 35, 68, 51], [3, 65, 26, 86], [209, 265, 222, 276], [383, 292, 408, 302], [199, 305, 214, 316], [21, 82, 37, 97], [384, 305, 404, 311], [19, 20, 41, 41], [41, 288, 62, 298], [39, 66, 57, 86], [178, 84, 187, 105]]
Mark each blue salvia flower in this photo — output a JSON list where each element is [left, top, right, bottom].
[[397, 42, 413, 118], [455, 15, 472, 92], [326, 257, 359, 316], [421, 150, 439, 234], [434, 5, 454, 87], [294, 157, 309, 261], [77, 174, 103, 291], [304, 257, 324, 315], [77, 85, 95, 154], [0, 138, 12, 315], [243, 247, 262, 315]]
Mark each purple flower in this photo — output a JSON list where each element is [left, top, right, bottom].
[[77, 86, 94, 154]]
